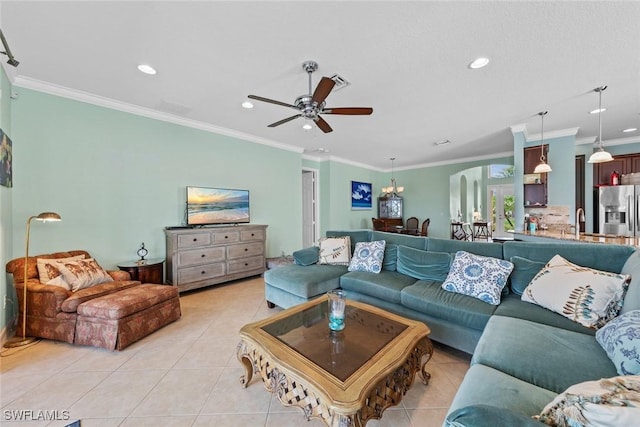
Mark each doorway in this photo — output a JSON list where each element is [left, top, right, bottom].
[[302, 168, 319, 248], [488, 184, 515, 238]]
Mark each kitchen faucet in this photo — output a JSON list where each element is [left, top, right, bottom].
[[575, 208, 585, 239]]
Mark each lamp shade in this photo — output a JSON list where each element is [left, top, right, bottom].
[[533, 162, 552, 174], [35, 212, 62, 221], [588, 149, 614, 164]]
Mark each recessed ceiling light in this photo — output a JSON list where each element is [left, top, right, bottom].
[[302, 122, 313, 130], [469, 57, 489, 69], [622, 127, 638, 133], [137, 64, 157, 75], [590, 107, 606, 114], [434, 139, 451, 146], [241, 101, 254, 109]]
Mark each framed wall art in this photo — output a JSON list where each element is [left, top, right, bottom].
[[351, 181, 372, 210], [0, 128, 12, 188]]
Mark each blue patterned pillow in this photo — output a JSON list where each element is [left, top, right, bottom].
[[442, 251, 514, 305], [596, 310, 640, 375], [348, 240, 386, 274]]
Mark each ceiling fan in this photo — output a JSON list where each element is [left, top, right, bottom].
[[248, 61, 373, 133]]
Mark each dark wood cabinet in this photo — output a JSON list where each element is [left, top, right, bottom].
[[524, 146, 549, 207], [118, 258, 165, 284], [593, 153, 640, 186]]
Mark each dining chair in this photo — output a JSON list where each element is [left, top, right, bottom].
[[402, 217, 420, 235], [372, 218, 386, 231], [420, 218, 431, 236]]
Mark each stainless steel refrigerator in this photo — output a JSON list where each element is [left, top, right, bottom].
[[599, 185, 640, 237]]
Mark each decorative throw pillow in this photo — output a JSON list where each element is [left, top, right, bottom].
[[521, 254, 631, 329], [56, 258, 114, 292], [318, 236, 351, 266], [596, 310, 640, 375], [509, 256, 545, 296], [441, 251, 514, 305], [348, 240, 386, 273], [37, 254, 86, 283], [536, 375, 640, 427]]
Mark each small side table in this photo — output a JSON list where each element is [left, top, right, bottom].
[[117, 258, 165, 284]]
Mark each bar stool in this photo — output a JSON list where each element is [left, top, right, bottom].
[[473, 221, 491, 241]]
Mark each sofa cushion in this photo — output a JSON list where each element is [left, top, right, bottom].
[[621, 250, 640, 313], [57, 258, 115, 291], [442, 251, 513, 305], [521, 254, 630, 329], [446, 404, 546, 427], [348, 240, 386, 273], [502, 241, 634, 274], [401, 280, 497, 331], [326, 230, 371, 252], [292, 246, 319, 266], [61, 280, 141, 313], [509, 256, 545, 296], [382, 243, 398, 271], [396, 246, 451, 281], [371, 231, 427, 249], [76, 284, 179, 320], [596, 309, 640, 375], [339, 270, 417, 304], [318, 236, 351, 266], [427, 237, 504, 259], [264, 264, 347, 298], [472, 316, 617, 394], [537, 375, 640, 427], [494, 294, 595, 335]]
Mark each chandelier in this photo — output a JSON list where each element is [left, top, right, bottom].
[[382, 157, 404, 196]]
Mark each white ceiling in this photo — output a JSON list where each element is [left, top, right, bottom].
[[1, 1, 639, 171]]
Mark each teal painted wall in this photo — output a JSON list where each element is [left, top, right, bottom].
[[1, 66, 15, 339], [10, 88, 302, 269]]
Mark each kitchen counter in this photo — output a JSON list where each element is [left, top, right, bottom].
[[512, 230, 640, 247]]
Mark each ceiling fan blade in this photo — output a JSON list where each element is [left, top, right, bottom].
[[322, 107, 373, 115], [315, 116, 333, 133], [248, 95, 297, 109], [268, 114, 302, 128], [311, 77, 336, 105]]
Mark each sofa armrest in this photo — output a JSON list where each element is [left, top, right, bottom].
[[15, 279, 71, 317], [107, 270, 131, 281], [292, 246, 320, 266], [445, 405, 542, 427]]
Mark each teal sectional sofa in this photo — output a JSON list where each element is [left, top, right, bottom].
[[263, 230, 640, 426]]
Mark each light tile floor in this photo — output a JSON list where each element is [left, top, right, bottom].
[[1, 277, 471, 427]]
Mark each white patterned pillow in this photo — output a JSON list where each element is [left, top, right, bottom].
[[442, 251, 513, 305], [348, 240, 386, 273], [537, 375, 640, 426], [56, 258, 114, 291], [318, 236, 352, 266], [522, 255, 630, 329], [596, 310, 640, 375]]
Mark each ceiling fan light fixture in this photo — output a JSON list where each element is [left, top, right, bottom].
[[137, 64, 157, 75], [469, 57, 490, 69], [302, 122, 313, 130], [241, 101, 254, 109]]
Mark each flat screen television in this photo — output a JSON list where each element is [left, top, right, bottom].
[[186, 186, 250, 226]]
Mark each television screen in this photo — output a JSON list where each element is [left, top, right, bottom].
[[187, 186, 250, 225]]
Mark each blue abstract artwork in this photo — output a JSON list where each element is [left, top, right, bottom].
[[351, 181, 372, 210]]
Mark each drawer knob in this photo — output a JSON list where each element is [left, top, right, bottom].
[[245, 263, 248, 266], [201, 271, 205, 275], [251, 233, 255, 236], [193, 238, 197, 242], [244, 248, 248, 252], [201, 254, 206, 258], [225, 235, 228, 239]]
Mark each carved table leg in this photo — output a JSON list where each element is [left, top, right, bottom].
[[418, 338, 434, 385], [236, 340, 253, 388]]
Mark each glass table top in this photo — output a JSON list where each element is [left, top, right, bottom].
[[261, 300, 408, 381]]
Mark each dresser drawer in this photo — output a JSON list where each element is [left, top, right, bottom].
[[177, 232, 211, 248], [212, 230, 239, 244], [178, 263, 226, 283], [227, 256, 265, 274], [227, 242, 264, 259], [178, 247, 226, 267], [241, 228, 265, 241]]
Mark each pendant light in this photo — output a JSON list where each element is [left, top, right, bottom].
[[588, 85, 614, 164], [382, 157, 404, 196], [533, 111, 552, 174]]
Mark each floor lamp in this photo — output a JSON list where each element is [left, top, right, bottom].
[[4, 212, 62, 348]]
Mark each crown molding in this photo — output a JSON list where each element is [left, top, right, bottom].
[[510, 124, 528, 137], [575, 136, 597, 146], [13, 76, 304, 155], [526, 127, 579, 142], [396, 150, 515, 171]]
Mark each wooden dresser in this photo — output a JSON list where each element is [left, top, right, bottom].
[[164, 224, 267, 292]]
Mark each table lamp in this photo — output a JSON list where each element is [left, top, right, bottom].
[[4, 212, 61, 348]]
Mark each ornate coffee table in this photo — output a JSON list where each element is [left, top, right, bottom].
[[237, 295, 433, 426]]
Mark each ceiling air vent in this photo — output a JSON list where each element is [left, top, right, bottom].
[[329, 74, 350, 91]]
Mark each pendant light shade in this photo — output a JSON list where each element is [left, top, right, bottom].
[[382, 157, 404, 196], [588, 85, 614, 164], [533, 111, 552, 174]]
